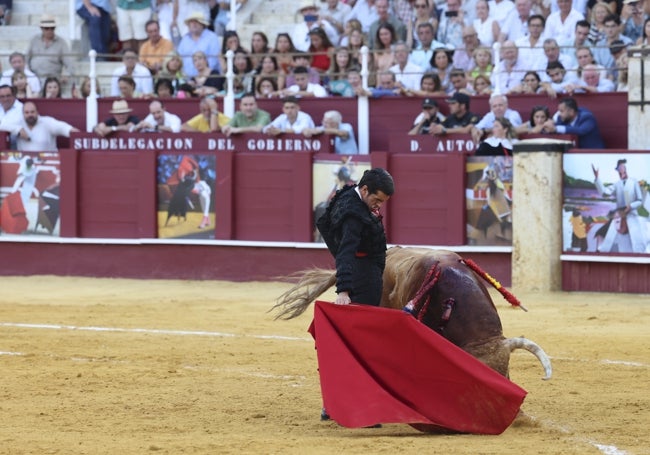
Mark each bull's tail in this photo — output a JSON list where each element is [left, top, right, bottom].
[[505, 337, 553, 380], [271, 268, 337, 320]]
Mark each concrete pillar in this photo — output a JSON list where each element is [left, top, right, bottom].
[[628, 47, 650, 149], [511, 139, 572, 292]]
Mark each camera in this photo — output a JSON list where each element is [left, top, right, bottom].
[[444, 10, 458, 17]]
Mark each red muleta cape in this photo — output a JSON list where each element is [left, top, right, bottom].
[[308, 300, 527, 434]]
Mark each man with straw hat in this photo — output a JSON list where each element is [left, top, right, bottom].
[[93, 100, 141, 137], [27, 15, 75, 86], [176, 11, 222, 78]]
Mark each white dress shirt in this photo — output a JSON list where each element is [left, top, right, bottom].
[[390, 61, 424, 91], [263, 111, 315, 134], [142, 111, 182, 132], [110, 63, 154, 96]]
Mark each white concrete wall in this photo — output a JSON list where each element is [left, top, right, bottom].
[[628, 48, 650, 150]]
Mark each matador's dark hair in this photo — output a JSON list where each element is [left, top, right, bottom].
[[359, 168, 395, 196]]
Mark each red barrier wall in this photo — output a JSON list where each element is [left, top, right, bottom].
[[2, 145, 513, 284], [56, 145, 468, 245], [387, 152, 466, 245], [562, 261, 650, 293]]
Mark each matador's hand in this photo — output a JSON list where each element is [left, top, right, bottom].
[[335, 291, 351, 305]]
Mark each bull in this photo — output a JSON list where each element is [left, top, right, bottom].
[[273, 246, 552, 380]]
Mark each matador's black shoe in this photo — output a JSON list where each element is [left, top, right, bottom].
[[321, 408, 331, 421]]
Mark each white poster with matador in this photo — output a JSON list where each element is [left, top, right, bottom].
[[0, 151, 61, 236], [563, 153, 650, 254]]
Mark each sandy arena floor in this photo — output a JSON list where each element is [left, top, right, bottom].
[[0, 276, 648, 455]]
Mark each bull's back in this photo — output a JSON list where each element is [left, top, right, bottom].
[[381, 246, 503, 346], [381, 247, 464, 309]]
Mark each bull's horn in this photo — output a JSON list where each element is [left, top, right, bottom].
[[505, 337, 553, 380]]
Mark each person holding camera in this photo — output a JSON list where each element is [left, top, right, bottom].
[[291, 1, 339, 52], [438, 0, 466, 49]]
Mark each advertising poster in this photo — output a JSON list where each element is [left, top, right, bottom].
[[0, 151, 61, 236], [563, 153, 650, 254], [465, 156, 513, 246], [312, 156, 371, 243], [157, 153, 216, 239]]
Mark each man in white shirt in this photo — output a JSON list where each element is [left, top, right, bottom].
[[0, 84, 23, 148], [488, 0, 515, 28], [538, 38, 577, 81], [409, 23, 445, 70], [491, 40, 529, 94], [565, 64, 615, 93], [0, 52, 41, 94], [545, 0, 584, 45], [390, 42, 424, 91], [499, 0, 533, 42], [1, 101, 79, 152], [544, 61, 580, 95], [471, 94, 522, 142], [133, 100, 182, 132], [282, 66, 328, 98], [263, 96, 315, 135], [345, 0, 379, 34], [110, 48, 154, 96], [515, 14, 547, 71], [291, 2, 338, 51], [0, 84, 22, 124], [319, 0, 352, 37]]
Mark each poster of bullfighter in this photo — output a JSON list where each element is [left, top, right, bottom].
[[466, 156, 513, 246], [563, 153, 650, 254], [312, 156, 371, 243], [0, 151, 61, 236], [157, 153, 216, 239]]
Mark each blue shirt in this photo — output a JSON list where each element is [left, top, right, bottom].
[[332, 123, 358, 155], [177, 29, 222, 78]]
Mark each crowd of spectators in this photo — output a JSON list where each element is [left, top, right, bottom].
[[0, 0, 640, 151]]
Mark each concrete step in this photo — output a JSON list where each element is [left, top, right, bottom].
[[247, 0, 303, 25], [247, 14, 298, 27], [0, 25, 41, 55], [9, 0, 72, 30], [12, 0, 69, 14], [238, 0, 304, 47], [0, 0, 74, 53], [10, 13, 72, 27]]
